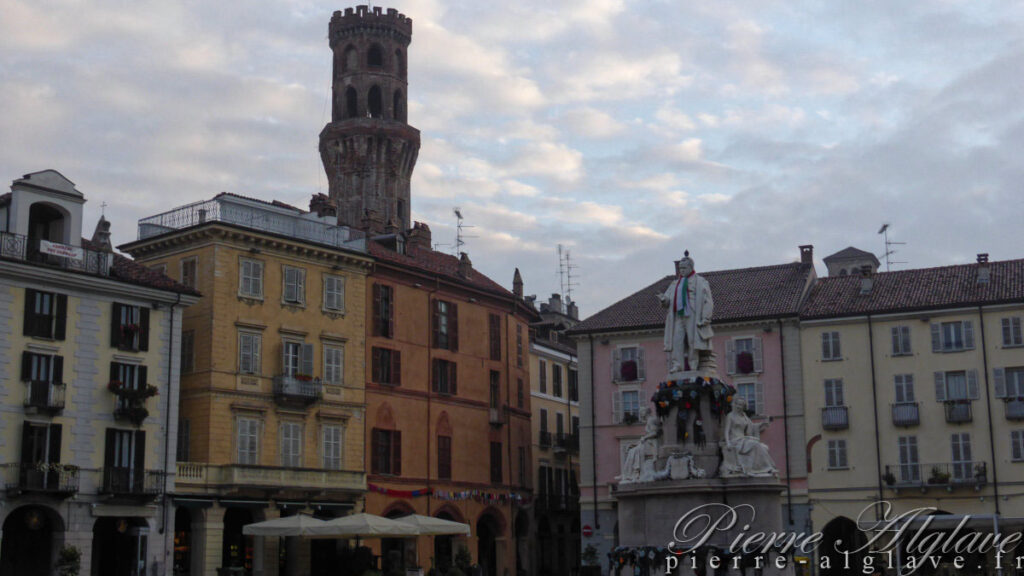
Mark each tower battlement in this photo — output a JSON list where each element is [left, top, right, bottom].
[[330, 5, 412, 46]]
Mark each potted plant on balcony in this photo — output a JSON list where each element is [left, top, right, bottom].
[[623, 412, 639, 425], [295, 373, 314, 382], [928, 466, 950, 485]]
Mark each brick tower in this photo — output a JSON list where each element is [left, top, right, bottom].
[[319, 6, 420, 235]]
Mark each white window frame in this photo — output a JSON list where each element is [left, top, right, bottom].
[[932, 320, 974, 352], [894, 374, 915, 403], [180, 256, 198, 289], [1012, 430, 1024, 462], [322, 424, 343, 470], [824, 379, 844, 407], [891, 325, 912, 356], [1003, 318, 1024, 347], [280, 421, 303, 467], [283, 340, 303, 377], [282, 266, 306, 305], [822, 331, 841, 361], [324, 343, 344, 385], [236, 417, 261, 465], [736, 381, 765, 416], [951, 433, 973, 481], [613, 386, 641, 424], [238, 331, 262, 375], [613, 345, 645, 382], [239, 258, 264, 299], [898, 436, 919, 482], [323, 274, 346, 313], [827, 439, 848, 470]]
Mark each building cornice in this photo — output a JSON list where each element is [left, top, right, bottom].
[[0, 260, 199, 305]]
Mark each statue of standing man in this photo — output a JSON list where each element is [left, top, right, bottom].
[[659, 251, 714, 374]]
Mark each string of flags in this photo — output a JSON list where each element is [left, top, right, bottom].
[[367, 483, 530, 505]]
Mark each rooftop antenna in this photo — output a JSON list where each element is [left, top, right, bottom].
[[558, 244, 579, 303], [878, 223, 907, 271], [453, 207, 476, 256]]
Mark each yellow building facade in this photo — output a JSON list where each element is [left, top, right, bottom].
[[122, 193, 372, 576]]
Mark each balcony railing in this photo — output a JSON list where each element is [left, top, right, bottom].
[[554, 433, 579, 453], [24, 381, 66, 414], [2, 463, 79, 496], [944, 401, 973, 424], [821, 406, 849, 430], [272, 376, 322, 406], [538, 431, 552, 450], [101, 467, 164, 497], [884, 462, 987, 490], [175, 462, 366, 493], [0, 232, 112, 275], [1006, 400, 1024, 421], [891, 402, 920, 427]]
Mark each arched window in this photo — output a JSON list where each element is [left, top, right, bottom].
[[392, 90, 403, 121], [368, 44, 384, 68], [395, 50, 406, 77], [343, 46, 358, 72], [345, 87, 358, 119], [368, 86, 382, 118]]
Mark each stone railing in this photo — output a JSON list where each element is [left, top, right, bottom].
[[175, 463, 365, 492]]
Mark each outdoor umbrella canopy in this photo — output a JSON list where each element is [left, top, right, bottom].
[[242, 514, 327, 536], [393, 514, 471, 536], [305, 513, 421, 539]]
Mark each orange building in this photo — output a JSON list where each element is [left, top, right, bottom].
[[361, 232, 536, 576]]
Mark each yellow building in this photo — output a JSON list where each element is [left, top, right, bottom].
[[121, 192, 372, 576], [0, 170, 199, 576], [529, 293, 581, 576], [801, 252, 1024, 572]]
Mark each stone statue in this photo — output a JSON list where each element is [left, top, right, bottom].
[[658, 252, 714, 373], [719, 397, 777, 477], [616, 408, 661, 484]]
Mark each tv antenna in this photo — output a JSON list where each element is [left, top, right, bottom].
[[878, 223, 907, 271], [558, 244, 579, 303], [453, 207, 476, 256]]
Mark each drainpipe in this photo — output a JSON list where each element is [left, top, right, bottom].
[[978, 306, 1001, 513], [777, 319, 793, 526], [161, 293, 182, 566], [588, 334, 599, 531], [867, 315, 884, 520], [506, 300, 515, 571]]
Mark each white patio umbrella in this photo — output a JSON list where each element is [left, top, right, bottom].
[[393, 514, 471, 536], [305, 512, 421, 539], [242, 514, 327, 536]]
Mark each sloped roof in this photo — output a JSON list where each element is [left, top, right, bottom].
[[82, 238, 200, 296], [801, 259, 1024, 319], [569, 262, 814, 334], [368, 241, 513, 298], [823, 246, 879, 263]]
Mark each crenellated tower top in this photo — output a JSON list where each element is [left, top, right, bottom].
[[329, 6, 413, 46]]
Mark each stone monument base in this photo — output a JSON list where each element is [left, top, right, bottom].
[[615, 477, 796, 576]]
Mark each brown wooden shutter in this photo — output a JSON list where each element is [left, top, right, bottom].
[[21, 351, 33, 381], [104, 429, 116, 469], [139, 366, 148, 386], [386, 287, 394, 338], [450, 303, 459, 352], [431, 300, 440, 348], [372, 284, 382, 336], [372, 348, 381, 382], [370, 429, 381, 474], [139, 308, 150, 351], [449, 362, 458, 396], [301, 343, 315, 376], [48, 424, 62, 463], [111, 303, 122, 347], [23, 288, 36, 337], [109, 362, 120, 384], [52, 356, 63, 384], [392, 350, 401, 385], [54, 294, 67, 340], [20, 422, 34, 464], [431, 358, 439, 393], [392, 430, 402, 476], [134, 431, 146, 490]]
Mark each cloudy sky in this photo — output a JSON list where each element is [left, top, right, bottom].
[[3, 1, 1023, 315]]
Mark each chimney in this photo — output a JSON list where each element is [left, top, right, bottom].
[[549, 293, 563, 314], [309, 193, 337, 218], [407, 222, 432, 251], [799, 245, 813, 265], [361, 208, 385, 236], [567, 300, 579, 320], [525, 295, 537, 309], [977, 253, 990, 284], [859, 265, 874, 294], [91, 215, 113, 253], [458, 252, 472, 279], [513, 268, 523, 299]]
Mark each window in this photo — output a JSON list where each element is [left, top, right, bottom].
[[490, 441, 503, 483], [324, 275, 345, 312], [181, 330, 195, 374], [552, 365, 563, 398], [540, 409, 549, 433], [151, 263, 166, 275], [236, 417, 260, 464], [518, 446, 527, 486], [898, 436, 919, 482], [891, 326, 912, 356], [23, 289, 66, 340], [538, 359, 547, 394], [489, 371, 501, 410], [614, 389, 640, 424], [996, 367, 1024, 399], [516, 324, 524, 368], [20, 421, 62, 469], [824, 379, 844, 407], [517, 378, 524, 409], [433, 300, 458, 350], [238, 331, 262, 374], [614, 346, 645, 382], [324, 344, 344, 385], [323, 425, 343, 470], [239, 258, 264, 298], [103, 428, 145, 492], [432, 359, 457, 395], [822, 332, 841, 361], [368, 44, 384, 67], [110, 362, 147, 411], [20, 352, 63, 384], [827, 440, 848, 469], [569, 369, 579, 402], [1003, 318, 1023, 347], [894, 374, 915, 403], [934, 370, 978, 401], [372, 347, 401, 385], [280, 422, 303, 467], [282, 341, 314, 377], [1012, 430, 1024, 462], [437, 435, 452, 480], [177, 419, 190, 462], [728, 337, 762, 374], [111, 303, 149, 351], [556, 412, 565, 436], [282, 266, 306, 305], [489, 313, 501, 361], [180, 257, 197, 289], [372, 284, 394, 338], [951, 433, 973, 481], [736, 381, 765, 416], [932, 320, 974, 352], [371, 428, 401, 475]]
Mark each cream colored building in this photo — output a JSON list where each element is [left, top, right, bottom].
[[0, 170, 198, 576], [121, 193, 372, 576], [801, 252, 1024, 571]]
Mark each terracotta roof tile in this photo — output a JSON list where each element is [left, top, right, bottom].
[[800, 258, 1024, 319], [368, 241, 512, 298], [82, 238, 200, 296], [569, 262, 814, 334]]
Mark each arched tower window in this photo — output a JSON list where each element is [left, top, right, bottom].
[[395, 50, 406, 77], [343, 45, 358, 72], [392, 90, 403, 122], [368, 44, 384, 68], [345, 86, 358, 119], [368, 86, 382, 118]]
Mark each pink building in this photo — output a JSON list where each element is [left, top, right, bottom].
[[569, 247, 817, 571]]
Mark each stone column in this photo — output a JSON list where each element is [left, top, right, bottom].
[[260, 508, 280, 576], [193, 505, 226, 576]]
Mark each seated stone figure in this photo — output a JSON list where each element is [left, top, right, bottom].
[[616, 408, 661, 484], [719, 397, 777, 478]]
